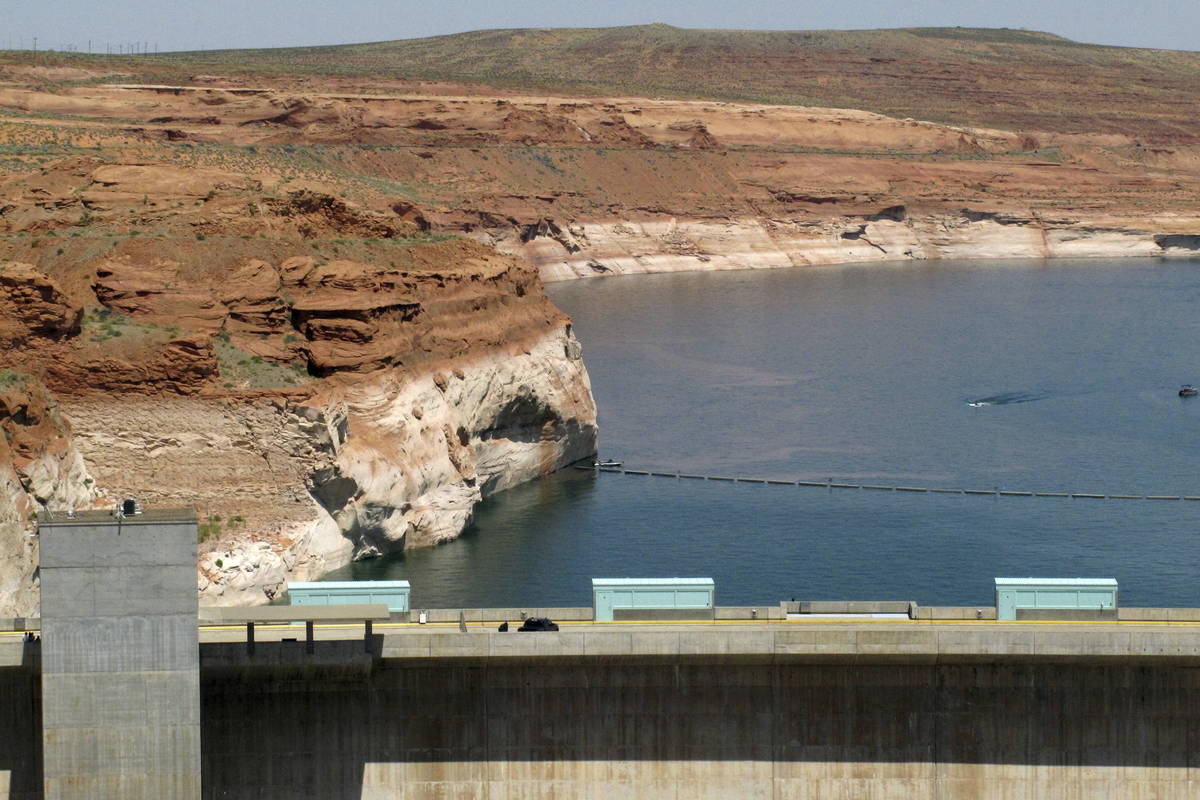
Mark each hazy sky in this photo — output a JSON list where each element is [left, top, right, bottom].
[[4, 0, 1198, 54]]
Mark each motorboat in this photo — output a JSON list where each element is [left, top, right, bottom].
[[1181, 385, 1198, 397], [573, 455, 628, 470], [573, 457, 624, 470]]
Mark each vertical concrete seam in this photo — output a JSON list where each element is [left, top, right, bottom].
[[1190, 667, 1196, 786], [771, 653, 780, 800], [933, 663, 942, 800], [483, 657, 491, 799]]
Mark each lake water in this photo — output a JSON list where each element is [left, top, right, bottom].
[[328, 258, 1200, 609]]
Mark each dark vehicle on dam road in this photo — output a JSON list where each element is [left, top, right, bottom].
[[517, 617, 560, 632]]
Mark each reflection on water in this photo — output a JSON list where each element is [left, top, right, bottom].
[[328, 258, 1200, 609], [331, 469, 603, 607]]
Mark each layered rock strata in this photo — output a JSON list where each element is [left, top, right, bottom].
[[60, 327, 594, 606], [0, 246, 596, 611], [3, 68, 1199, 612], [501, 212, 1200, 281]]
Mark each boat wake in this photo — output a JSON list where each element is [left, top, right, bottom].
[[966, 391, 1047, 408]]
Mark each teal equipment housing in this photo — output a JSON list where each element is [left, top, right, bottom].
[[994, 577, 1118, 621], [592, 578, 715, 622], [287, 580, 411, 613]]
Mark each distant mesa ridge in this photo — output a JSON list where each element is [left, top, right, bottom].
[[163, 25, 1200, 137]]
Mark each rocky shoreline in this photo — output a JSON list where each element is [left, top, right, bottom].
[[500, 212, 1200, 282], [0, 324, 594, 612], [189, 325, 596, 605], [0, 236, 597, 612]]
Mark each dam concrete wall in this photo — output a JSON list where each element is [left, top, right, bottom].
[[0, 664, 41, 800], [196, 630, 1200, 799], [7, 622, 1200, 798], [38, 510, 201, 800]]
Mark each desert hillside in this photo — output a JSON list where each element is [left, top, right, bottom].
[[164, 25, 1200, 138], [0, 25, 1198, 610]]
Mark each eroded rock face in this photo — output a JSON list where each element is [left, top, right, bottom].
[[0, 386, 95, 511], [57, 324, 595, 606], [0, 263, 82, 345], [60, 391, 348, 607], [88, 243, 559, 378], [500, 212, 1192, 281], [43, 335, 220, 397], [93, 259, 228, 332], [264, 189, 426, 239], [0, 231, 595, 610], [0, 378, 98, 615], [311, 327, 596, 560], [0, 440, 37, 617]]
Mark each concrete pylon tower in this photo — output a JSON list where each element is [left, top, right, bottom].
[[38, 508, 201, 799]]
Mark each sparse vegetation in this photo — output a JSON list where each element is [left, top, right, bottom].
[[213, 336, 312, 390], [198, 514, 222, 543], [78, 310, 175, 356], [0, 369, 28, 390]]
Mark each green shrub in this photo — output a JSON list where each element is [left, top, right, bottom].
[[0, 369, 27, 390], [197, 513, 224, 543]]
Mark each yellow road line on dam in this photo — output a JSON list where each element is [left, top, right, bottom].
[[5, 618, 1200, 639], [171, 618, 1200, 631]]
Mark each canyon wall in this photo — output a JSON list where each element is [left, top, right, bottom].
[[0, 380, 98, 615], [2, 68, 1199, 612], [58, 326, 594, 606], [0, 236, 596, 612], [501, 211, 1200, 282]]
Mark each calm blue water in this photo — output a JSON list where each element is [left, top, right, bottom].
[[329, 258, 1200, 609]]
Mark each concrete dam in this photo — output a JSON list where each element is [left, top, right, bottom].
[[6, 625, 1200, 798], [2, 510, 1200, 798]]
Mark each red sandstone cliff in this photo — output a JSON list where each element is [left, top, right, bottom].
[[1, 52, 1198, 608]]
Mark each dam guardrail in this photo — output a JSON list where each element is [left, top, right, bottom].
[[580, 465, 1199, 502]]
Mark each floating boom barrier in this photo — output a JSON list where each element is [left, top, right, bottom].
[[575, 465, 1197, 501]]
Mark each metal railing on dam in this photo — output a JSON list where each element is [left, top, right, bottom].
[[13, 604, 1200, 645], [581, 465, 1200, 502]]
